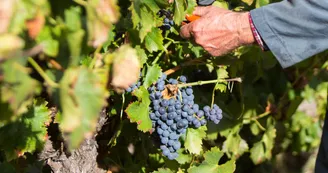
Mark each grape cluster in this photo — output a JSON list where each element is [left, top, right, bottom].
[[157, 9, 174, 30], [125, 73, 223, 160]]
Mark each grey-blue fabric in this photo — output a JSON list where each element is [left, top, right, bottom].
[[250, 0, 328, 68], [251, 1, 328, 172]]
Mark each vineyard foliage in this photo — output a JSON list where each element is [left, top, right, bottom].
[[0, 0, 327, 172]]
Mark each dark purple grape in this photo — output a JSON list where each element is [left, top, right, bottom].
[[179, 75, 187, 82], [161, 137, 169, 144], [197, 110, 204, 118], [159, 107, 166, 115], [203, 106, 210, 112], [186, 88, 193, 95]]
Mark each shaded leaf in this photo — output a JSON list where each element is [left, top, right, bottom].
[[0, 99, 51, 161]]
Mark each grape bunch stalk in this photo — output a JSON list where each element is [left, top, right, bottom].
[[157, 9, 174, 30], [125, 73, 223, 160]]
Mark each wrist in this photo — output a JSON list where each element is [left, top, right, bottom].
[[236, 12, 255, 45]]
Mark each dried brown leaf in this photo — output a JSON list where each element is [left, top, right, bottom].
[[111, 45, 140, 91]]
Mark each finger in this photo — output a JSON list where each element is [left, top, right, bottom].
[[180, 23, 193, 39], [192, 6, 211, 16]]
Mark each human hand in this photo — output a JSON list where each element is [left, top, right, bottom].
[[180, 6, 255, 56]]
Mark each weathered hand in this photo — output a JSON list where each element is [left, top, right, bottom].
[[180, 6, 255, 56]]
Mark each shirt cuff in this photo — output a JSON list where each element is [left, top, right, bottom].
[[248, 13, 269, 51]]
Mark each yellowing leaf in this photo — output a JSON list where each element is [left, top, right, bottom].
[[111, 45, 141, 90], [185, 126, 207, 155]]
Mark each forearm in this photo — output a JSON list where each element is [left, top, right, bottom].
[[250, 0, 328, 68]]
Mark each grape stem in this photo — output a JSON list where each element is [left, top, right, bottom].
[[152, 41, 172, 65], [177, 77, 242, 88], [27, 57, 59, 88]]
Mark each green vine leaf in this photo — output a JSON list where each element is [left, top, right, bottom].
[[185, 126, 207, 155], [173, 0, 187, 25], [0, 99, 51, 161], [143, 64, 161, 88], [125, 86, 152, 132], [188, 147, 236, 173], [144, 27, 165, 53], [250, 118, 276, 164], [130, 0, 158, 41], [59, 67, 107, 149]]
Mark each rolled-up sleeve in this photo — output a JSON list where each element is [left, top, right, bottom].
[[250, 0, 328, 68]]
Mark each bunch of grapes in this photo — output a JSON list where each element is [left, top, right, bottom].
[[125, 73, 223, 160], [157, 9, 174, 30]]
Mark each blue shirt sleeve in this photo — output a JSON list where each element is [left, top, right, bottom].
[[250, 0, 328, 68]]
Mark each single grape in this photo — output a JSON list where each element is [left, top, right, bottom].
[[168, 140, 174, 146], [170, 124, 177, 131], [157, 127, 164, 135], [163, 148, 170, 156], [169, 98, 175, 106], [163, 130, 170, 137], [197, 110, 204, 118], [173, 142, 181, 150], [161, 100, 169, 107], [166, 119, 174, 125], [161, 123, 168, 130], [171, 79, 178, 85], [153, 105, 160, 111], [181, 112, 188, 118], [203, 106, 210, 112], [161, 137, 169, 144], [155, 91, 162, 98], [164, 18, 170, 23], [168, 106, 175, 113], [150, 113, 157, 120], [186, 88, 193, 95], [175, 103, 182, 110], [159, 107, 166, 115], [200, 119, 207, 125], [188, 109, 194, 115], [193, 104, 199, 112], [155, 111, 161, 118], [179, 75, 187, 82], [160, 145, 167, 151]]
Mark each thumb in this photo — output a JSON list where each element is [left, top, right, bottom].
[[180, 23, 193, 39]]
